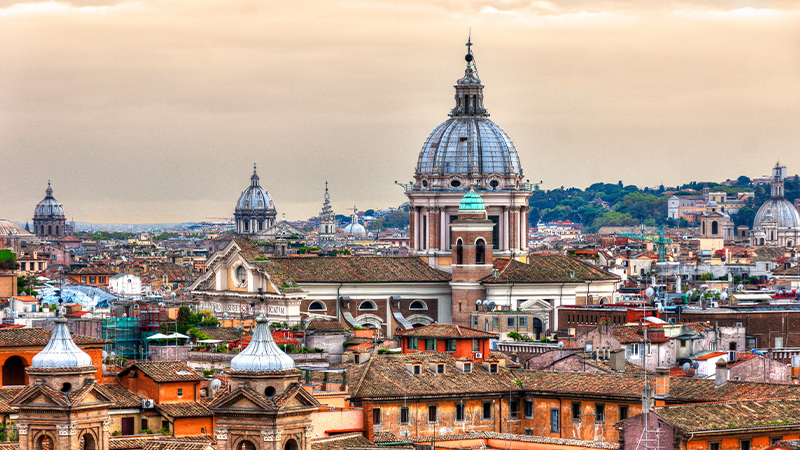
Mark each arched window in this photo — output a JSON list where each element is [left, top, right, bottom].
[[409, 301, 427, 310], [284, 439, 299, 450], [476, 239, 486, 265], [2, 356, 26, 386], [359, 301, 377, 311], [236, 266, 247, 285], [711, 221, 718, 235], [532, 318, 543, 340], [243, 221, 249, 231], [456, 239, 463, 265], [47, 225, 52, 235], [760, 238, 765, 246], [55, 226, 59, 235], [308, 301, 326, 311], [702, 222, 705, 235]]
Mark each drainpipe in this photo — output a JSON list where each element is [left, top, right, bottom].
[[336, 283, 343, 323]]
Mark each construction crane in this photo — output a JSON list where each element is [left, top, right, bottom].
[[619, 225, 673, 262]]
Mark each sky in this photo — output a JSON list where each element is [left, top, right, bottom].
[[2, 0, 800, 224]]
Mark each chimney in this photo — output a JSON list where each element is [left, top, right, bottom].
[[715, 358, 728, 388], [609, 348, 626, 372], [362, 398, 374, 442], [654, 367, 670, 406]]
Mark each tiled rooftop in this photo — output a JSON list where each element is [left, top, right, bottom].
[[255, 257, 451, 283], [157, 402, 212, 418], [408, 431, 619, 449], [120, 361, 204, 383], [397, 323, 497, 339], [483, 256, 619, 284], [653, 399, 800, 432], [0, 327, 108, 347]]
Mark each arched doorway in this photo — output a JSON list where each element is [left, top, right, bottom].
[[36, 435, 53, 450], [81, 433, 96, 450], [284, 438, 299, 450], [3, 356, 26, 386], [237, 440, 257, 450]]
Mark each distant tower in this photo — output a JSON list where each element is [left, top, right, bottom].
[[33, 181, 68, 240], [450, 189, 494, 327], [234, 164, 277, 237], [318, 182, 336, 246]]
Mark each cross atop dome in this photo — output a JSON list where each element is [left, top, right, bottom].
[[451, 37, 487, 117]]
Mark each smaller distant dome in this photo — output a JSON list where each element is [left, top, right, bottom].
[[31, 317, 93, 369], [707, 201, 718, 207], [230, 314, 295, 372], [343, 212, 366, 235], [236, 165, 275, 212], [459, 189, 486, 211], [34, 183, 65, 219]]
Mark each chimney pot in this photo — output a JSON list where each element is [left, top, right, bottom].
[[715, 358, 728, 387]]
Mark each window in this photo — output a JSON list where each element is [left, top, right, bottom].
[[571, 402, 581, 421], [627, 344, 642, 357], [354, 354, 360, 364], [492, 318, 499, 328], [709, 442, 720, 450], [595, 404, 605, 423], [525, 399, 533, 418], [359, 301, 377, 311], [525, 429, 533, 436], [400, 407, 409, 425], [482, 402, 492, 420], [426, 339, 437, 351], [162, 420, 169, 430], [776, 337, 784, 348], [550, 408, 560, 432], [519, 317, 528, 328], [141, 418, 148, 431], [770, 437, 783, 445], [472, 339, 480, 352], [489, 364, 498, 374], [428, 405, 438, 423], [476, 239, 486, 264], [740, 440, 751, 450], [437, 364, 445, 374], [19, 262, 25, 271], [679, 340, 687, 348], [413, 365, 421, 375], [373, 408, 381, 425], [510, 400, 520, 419], [89, 276, 96, 284], [309, 301, 326, 311], [409, 300, 426, 310], [177, 388, 183, 397], [619, 405, 629, 421], [473, 316, 478, 327], [408, 338, 418, 350], [456, 240, 463, 265], [455, 402, 465, 421], [507, 317, 516, 327], [446, 340, 457, 352], [99, 276, 106, 283]]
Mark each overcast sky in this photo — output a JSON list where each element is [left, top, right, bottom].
[[2, 0, 800, 224]]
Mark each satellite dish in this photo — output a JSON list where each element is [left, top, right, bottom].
[[692, 362, 700, 370], [682, 362, 690, 372], [557, 341, 564, 349], [487, 301, 496, 311], [476, 300, 482, 305], [720, 292, 728, 300], [223, 312, 229, 319], [209, 378, 222, 390], [737, 284, 744, 292], [645, 287, 655, 298]]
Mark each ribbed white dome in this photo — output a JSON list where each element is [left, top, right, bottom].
[[236, 166, 275, 212], [754, 198, 800, 229], [230, 314, 295, 372], [31, 317, 93, 369]]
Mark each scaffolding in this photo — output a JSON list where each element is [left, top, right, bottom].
[[102, 317, 144, 361]]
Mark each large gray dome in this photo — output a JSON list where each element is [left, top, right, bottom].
[[236, 165, 275, 212], [416, 117, 521, 175], [754, 198, 800, 229], [34, 183, 65, 219], [230, 314, 295, 372]]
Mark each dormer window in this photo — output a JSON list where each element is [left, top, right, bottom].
[[464, 363, 472, 373], [414, 365, 421, 375]]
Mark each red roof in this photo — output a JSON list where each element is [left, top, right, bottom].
[[694, 351, 726, 361], [64, 311, 90, 317], [346, 343, 374, 351], [396, 323, 497, 339]]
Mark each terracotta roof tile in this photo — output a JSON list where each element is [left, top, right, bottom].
[[120, 361, 204, 383], [0, 388, 23, 413], [0, 327, 108, 347], [255, 257, 451, 283], [104, 384, 143, 409], [397, 324, 497, 339], [157, 402, 212, 418], [482, 257, 619, 284], [654, 398, 800, 432]]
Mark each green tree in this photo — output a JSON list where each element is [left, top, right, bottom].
[[587, 211, 638, 233]]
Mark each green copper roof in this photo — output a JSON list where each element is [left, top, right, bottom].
[[459, 189, 486, 211]]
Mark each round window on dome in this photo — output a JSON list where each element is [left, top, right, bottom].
[[490, 180, 499, 190], [450, 180, 461, 188], [422, 180, 428, 188]]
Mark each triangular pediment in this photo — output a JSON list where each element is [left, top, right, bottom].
[[274, 385, 320, 409], [30, 392, 58, 405], [210, 387, 273, 411]]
